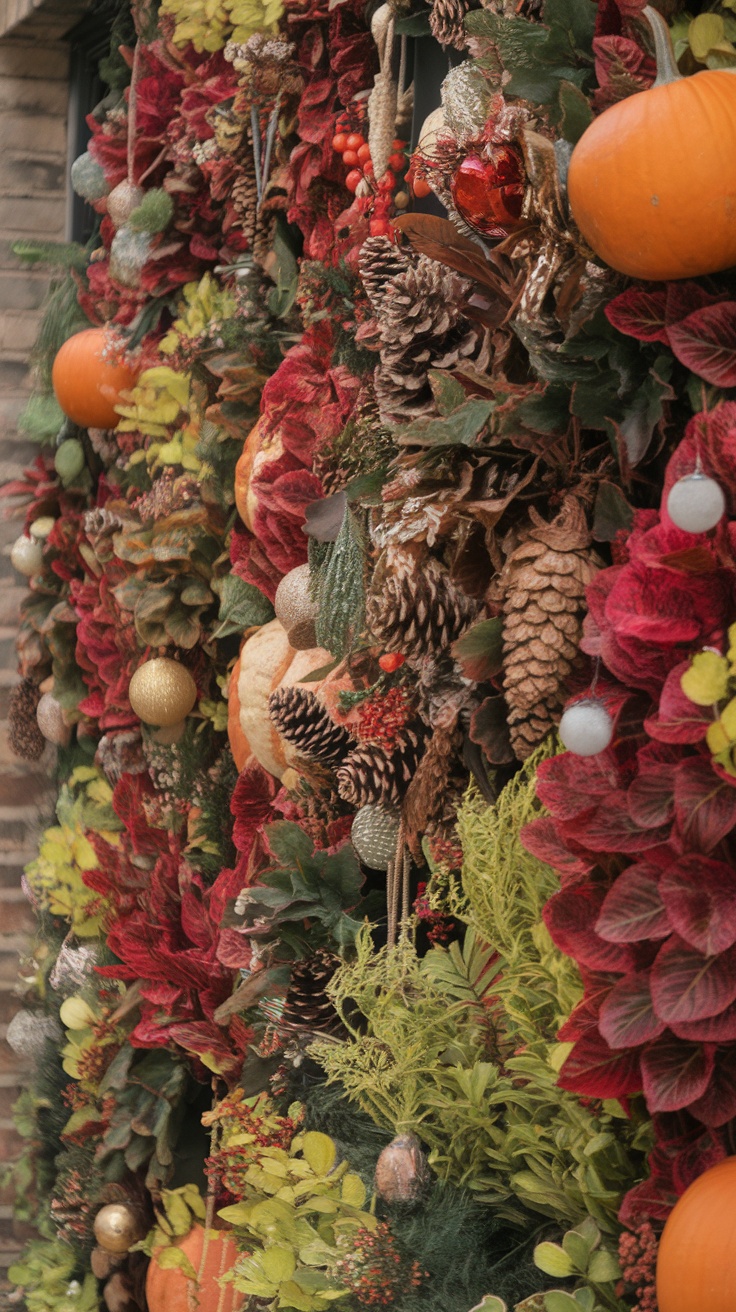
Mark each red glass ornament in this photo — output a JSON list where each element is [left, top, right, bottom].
[[451, 146, 525, 238], [379, 653, 405, 673]]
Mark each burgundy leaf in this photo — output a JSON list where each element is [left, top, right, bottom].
[[558, 1030, 643, 1100], [520, 817, 592, 884], [598, 972, 666, 1049], [568, 795, 671, 854], [660, 854, 736, 956], [651, 936, 736, 1024], [595, 863, 672, 943], [686, 1047, 736, 1126], [534, 750, 613, 822], [645, 662, 711, 745], [544, 886, 637, 972], [627, 762, 676, 829], [667, 303, 736, 387], [674, 756, 736, 853], [665, 280, 726, 326], [670, 996, 736, 1042], [641, 1036, 714, 1112], [605, 286, 669, 343]]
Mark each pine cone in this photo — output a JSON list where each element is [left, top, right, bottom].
[[494, 497, 601, 760], [8, 679, 44, 761], [337, 723, 427, 807], [373, 254, 485, 423], [359, 235, 412, 312], [429, 0, 469, 49], [366, 549, 477, 663], [281, 948, 343, 1033], [268, 686, 353, 766]]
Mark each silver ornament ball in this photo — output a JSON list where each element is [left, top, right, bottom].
[[37, 692, 71, 746], [10, 534, 43, 577], [109, 227, 152, 289], [351, 805, 401, 871], [107, 179, 144, 228], [559, 700, 613, 757], [6, 1009, 61, 1060], [667, 471, 726, 534], [70, 151, 109, 203], [274, 564, 319, 651]]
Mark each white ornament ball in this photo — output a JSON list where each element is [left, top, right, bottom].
[[107, 179, 145, 228], [37, 692, 71, 746], [351, 804, 401, 871], [667, 472, 726, 534], [274, 564, 319, 650], [559, 700, 613, 757], [70, 151, 109, 203], [128, 658, 197, 727], [6, 1009, 61, 1060], [10, 534, 43, 577]]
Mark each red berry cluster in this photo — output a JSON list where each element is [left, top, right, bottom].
[[357, 686, 412, 748], [618, 1222, 659, 1312], [333, 1222, 426, 1307], [332, 123, 408, 237], [405, 156, 432, 199], [413, 881, 454, 945]]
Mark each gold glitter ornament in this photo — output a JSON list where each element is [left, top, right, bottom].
[[10, 534, 43, 577], [274, 564, 319, 651], [107, 180, 145, 229], [128, 658, 197, 727], [36, 692, 71, 746], [93, 1203, 141, 1255]]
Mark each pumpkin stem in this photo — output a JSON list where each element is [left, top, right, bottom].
[[643, 5, 682, 87]]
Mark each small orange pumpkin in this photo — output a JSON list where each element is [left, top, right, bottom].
[[146, 1224, 242, 1312], [234, 417, 284, 531], [567, 6, 736, 281], [656, 1156, 736, 1312], [227, 655, 250, 773], [52, 327, 138, 430]]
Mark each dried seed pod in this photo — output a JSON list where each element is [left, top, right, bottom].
[[374, 1133, 429, 1204]]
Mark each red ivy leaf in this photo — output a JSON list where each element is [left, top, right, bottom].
[[558, 1030, 643, 1100], [544, 886, 637, 972], [667, 303, 736, 387], [640, 1036, 714, 1112], [660, 855, 736, 956], [674, 756, 736, 853], [598, 972, 666, 1049], [651, 935, 736, 1024], [596, 863, 672, 942], [520, 816, 592, 885], [605, 286, 668, 342], [686, 1046, 736, 1126]]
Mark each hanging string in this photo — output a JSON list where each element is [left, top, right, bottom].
[[127, 42, 143, 184]]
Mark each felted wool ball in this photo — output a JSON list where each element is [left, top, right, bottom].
[[93, 1203, 141, 1255], [667, 472, 726, 534], [6, 1009, 61, 1060], [54, 438, 86, 485], [128, 658, 197, 727], [107, 179, 145, 228], [70, 151, 109, 203], [559, 700, 613, 757], [10, 534, 43, 577], [37, 692, 71, 746], [109, 227, 152, 288], [274, 564, 319, 650], [351, 804, 401, 871]]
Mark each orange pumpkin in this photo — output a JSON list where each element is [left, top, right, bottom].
[[656, 1156, 736, 1312], [234, 417, 284, 531], [146, 1225, 242, 1312], [227, 655, 250, 773], [52, 327, 138, 430], [567, 6, 736, 281]]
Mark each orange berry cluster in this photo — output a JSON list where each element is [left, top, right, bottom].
[[332, 124, 408, 236]]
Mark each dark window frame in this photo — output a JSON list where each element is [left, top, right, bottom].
[[66, 11, 109, 243]]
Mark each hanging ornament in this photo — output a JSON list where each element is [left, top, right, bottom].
[[54, 438, 86, 486], [93, 1203, 142, 1255], [6, 1009, 61, 1060], [70, 151, 109, 203], [107, 180, 145, 230], [36, 692, 71, 747], [451, 147, 525, 239], [351, 804, 401, 871], [10, 534, 43, 577], [374, 1133, 429, 1204], [50, 940, 99, 994], [559, 700, 613, 757], [30, 516, 55, 540], [52, 328, 138, 430], [109, 227, 152, 289], [128, 658, 197, 727], [274, 564, 319, 650], [666, 471, 726, 534]]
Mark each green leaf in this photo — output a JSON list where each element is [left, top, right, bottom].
[[558, 80, 592, 142], [264, 821, 315, 866], [544, 1293, 585, 1312], [153, 1246, 199, 1279], [561, 1230, 591, 1272], [301, 1132, 337, 1177], [394, 10, 431, 34], [592, 481, 633, 542], [428, 370, 467, 416], [314, 506, 366, 658], [470, 1299, 508, 1312], [587, 1249, 621, 1283], [451, 618, 504, 681], [397, 398, 494, 447], [260, 1245, 297, 1282], [213, 573, 274, 638], [534, 1242, 576, 1278]]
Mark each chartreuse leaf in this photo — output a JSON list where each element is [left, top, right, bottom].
[[543, 1293, 585, 1312], [301, 1132, 337, 1176], [561, 1229, 591, 1271], [587, 1248, 621, 1282], [261, 1246, 297, 1282], [534, 1242, 575, 1277], [154, 1246, 199, 1278], [681, 651, 729, 706], [470, 1299, 507, 1312]]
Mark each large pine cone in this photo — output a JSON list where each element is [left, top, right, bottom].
[[281, 948, 343, 1034], [337, 723, 427, 807], [268, 686, 353, 767], [493, 497, 601, 760], [429, 0, 470, 48], [359, 235, 412, 312], [366, 549, 477, 664], [8, 679, 44, 761]]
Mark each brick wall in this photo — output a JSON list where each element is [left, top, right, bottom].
[[0, 0, 86, 1290]]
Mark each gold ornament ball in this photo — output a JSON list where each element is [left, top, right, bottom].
[[10, 534, 43, 577], [107, 180, 145, 229], [93, 1203, 140, 1255], [36, 692, 71, 746], [274, 563, 319, 651], [128, 658, 197, 727]]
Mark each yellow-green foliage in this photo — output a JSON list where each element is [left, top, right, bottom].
[[159, 0, 283, 52], [24, 766, 120, 937], [314, 749, 649, 1232]]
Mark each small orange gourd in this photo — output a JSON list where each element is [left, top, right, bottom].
[[146, 1224, 242, 1312], [52, 327, 138, 430], [568, 6, 736, 281], [234, 417, 284, 531], [656, 1156, 736, 1312]]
